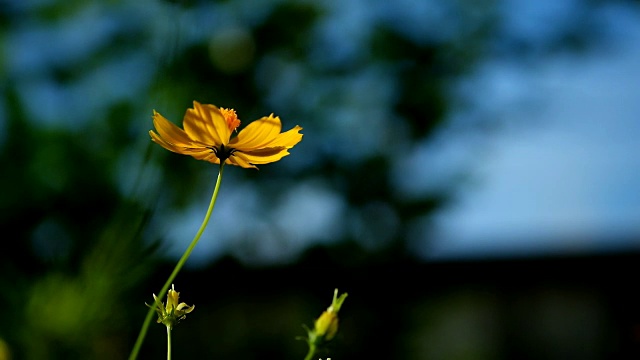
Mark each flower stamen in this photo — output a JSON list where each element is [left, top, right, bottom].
[[219, 107, 241, 131]]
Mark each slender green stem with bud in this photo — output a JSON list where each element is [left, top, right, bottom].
[[129, 164, 225, 360]]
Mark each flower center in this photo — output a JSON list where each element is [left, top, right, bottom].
[[219, 108, 241, 131], [211, 144, 235, 162]]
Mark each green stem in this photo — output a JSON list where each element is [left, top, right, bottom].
[[166, 326, 172, 360], [303, 342, 316, 360], [129, 164, 225, 360]]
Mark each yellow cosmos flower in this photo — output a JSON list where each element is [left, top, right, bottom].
[[149, 101, 303, 169]]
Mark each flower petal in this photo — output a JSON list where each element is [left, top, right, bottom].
[[151, 110, 194, 147], [232, 147, 291, 165], [229, 115, 283, 150], [150, 128, 211, 156], [149, 130, 181, 153], [188, 149, 222, 164], [225, 154, 257, 169], [266, 125, 304, 149], [183, 101, 230, 146], [150, 113, 218, 161], [176, 303, 195, 313], [149, 129, 200, 155]]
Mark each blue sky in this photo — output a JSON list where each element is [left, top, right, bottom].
[[413, 2, 640, 260]]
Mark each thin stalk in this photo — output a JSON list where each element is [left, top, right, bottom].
[[303, 343, 316, 360], [166, 326, 172, 360], [129, 164, 225, 360]]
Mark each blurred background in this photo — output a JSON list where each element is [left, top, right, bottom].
[[1, 0, 640, 359]]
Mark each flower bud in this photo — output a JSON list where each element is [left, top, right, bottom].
[[314, 310, 339, 340], [311, 289, 347, 342], [149, 284, 194, 330]]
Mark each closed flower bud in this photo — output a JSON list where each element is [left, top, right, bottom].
[[311, 289, 347, 343], [314, 310, 339, 340]]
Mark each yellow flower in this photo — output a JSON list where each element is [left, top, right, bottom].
[[150, 284, 195, 330], [149, 101, 303, 169]]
